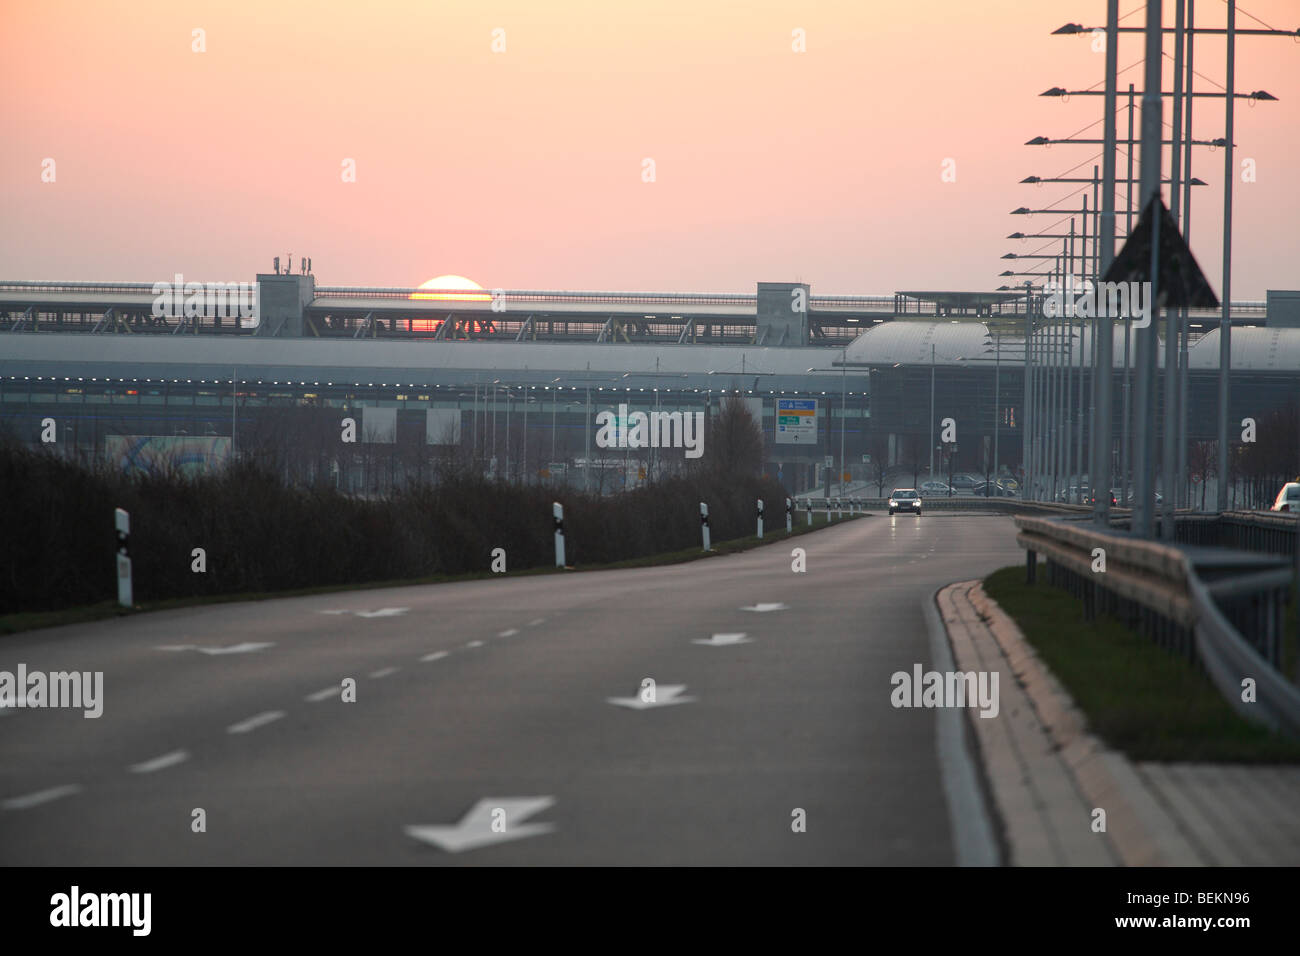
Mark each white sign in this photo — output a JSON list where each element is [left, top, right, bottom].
[[776, 398, 817, 444], [362, 406, 396, 444], [426, 408, 462, 445]]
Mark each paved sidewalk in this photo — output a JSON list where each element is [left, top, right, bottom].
[[938, 579, 1300, 866]]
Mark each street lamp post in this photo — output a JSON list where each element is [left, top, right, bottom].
[[1218, 0, 1236, 511], [1022, 282, 1034, 499], [840, 346, 847, 495], [929, 343, 936, 483], [992, 330, 1001, 488]]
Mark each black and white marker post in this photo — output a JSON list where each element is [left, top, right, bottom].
[[114, 507, 132, 607], [552, 501, 565, 567], [786, 497, 793, 533], [806, 499, 812, 526], [700, 502, 711, 552], [756, 499, 764, 539]]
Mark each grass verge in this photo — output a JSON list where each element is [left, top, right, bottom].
[[1, 512, 864, 637], [982, 565, 1300, 763]]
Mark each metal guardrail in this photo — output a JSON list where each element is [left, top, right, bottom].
[[801, 495, 1089, 516], [1015, 515, 1300, 738], [1175, 510, 1300, 556]]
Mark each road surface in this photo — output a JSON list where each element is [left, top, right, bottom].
[[1, 514, 1022, 865]]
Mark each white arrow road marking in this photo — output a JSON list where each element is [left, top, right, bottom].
[[130, 750, 189, 774], [156, 642, 275, 655], [420, 651, 449, 663], [354, 607, 409, 618], [606, 684, 696, 710], [693, 633, 751, 646], [319, 610, 349, 615], [227, 711, 285, 735], [404, 797, 556, 853], [497, 629, 519, 638], [740, 603, 788, 613], [465, 640, 485, 648], [305, 686, 339, 702], [369, 667, 399, 679], [528, 618, 544, 626], [3, 784, 83, 811]]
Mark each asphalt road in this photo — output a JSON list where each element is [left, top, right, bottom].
[[1, 513, 1023, 865]]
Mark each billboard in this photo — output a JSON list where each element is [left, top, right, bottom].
[[362, 407, 397, 444], [107, 436, 232, 475], [425, 408, 462, 445], [775, 398, 817, 444]]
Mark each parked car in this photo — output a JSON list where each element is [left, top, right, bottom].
[[1270, 482, 1300, 512], [1057, 485, 1090, 504], [1124, 490, 1163, 506], [949, 474, 978, 493], [920, 480, 952, 497], [888, 488, 923, 516]]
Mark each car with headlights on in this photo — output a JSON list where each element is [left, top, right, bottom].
[[888, 488, 923, 516]]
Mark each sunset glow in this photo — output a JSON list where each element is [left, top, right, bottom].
[[410, 275, 492, 302]]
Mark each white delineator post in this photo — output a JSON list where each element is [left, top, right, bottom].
[[552, 502, 565, 567], [756, 499, 764, 539], [115, 507, 132, 607], [785, 497, 793, 533], [806, 500, 812, 526], [700, 502, 711, 551]]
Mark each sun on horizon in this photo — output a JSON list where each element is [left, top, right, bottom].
[[410, 274, 492, 302]]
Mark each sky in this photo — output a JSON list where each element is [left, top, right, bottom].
[[3, 0, 1298, 298]]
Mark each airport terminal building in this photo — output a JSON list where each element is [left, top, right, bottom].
[[3, 275, 1299, 493]]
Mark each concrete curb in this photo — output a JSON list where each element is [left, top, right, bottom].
[[938, 579, 1205, 866]]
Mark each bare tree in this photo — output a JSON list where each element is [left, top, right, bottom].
[[699, 395, 764, 479]]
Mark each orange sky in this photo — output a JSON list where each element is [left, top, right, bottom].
[[3, 0, 1298, 297]]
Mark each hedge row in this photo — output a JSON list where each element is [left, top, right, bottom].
[[1, 444, 789, 613]]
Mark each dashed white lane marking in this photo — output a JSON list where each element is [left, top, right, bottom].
[[354, 607, 409, 618], [465, 640, 485, 648], [527, 618, 545, 627], [227, 711, 286, 735], [305, 686, 339, 702], [692, 633, 751, 646], [130, 750, 190, 774], [369, 667, 399, 679], [498, 629, 519, 638], [420, 651, 450, 662], [2, 784, 83, 811]]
